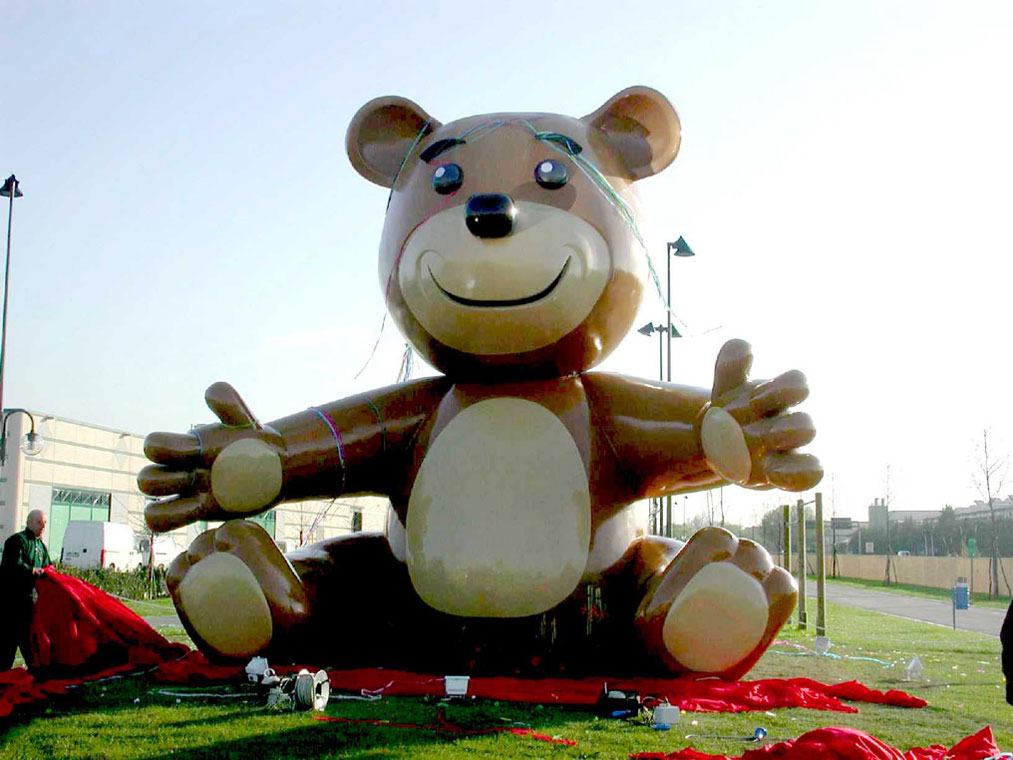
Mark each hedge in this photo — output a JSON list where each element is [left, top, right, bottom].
[[55, 564, 170, 600]]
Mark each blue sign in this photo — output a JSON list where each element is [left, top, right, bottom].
[[952, 585, 969, 610]]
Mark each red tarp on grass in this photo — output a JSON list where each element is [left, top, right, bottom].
[[629, 725, 1000, 760], [155, 651, 927, 712], [29, 570, 188, 670], [4, 572, 929, 719], [0, 570, 187, 717]]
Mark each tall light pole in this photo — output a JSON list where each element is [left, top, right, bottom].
[[636, 238, 695, 538], [636, 322, 672, 382], [637, 321, 673, 536], [665, 237, 695, 384], [0, 174, 24, 424], [665, 237, 694, 537]]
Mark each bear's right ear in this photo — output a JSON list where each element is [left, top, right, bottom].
[[346, 97, 441, 188]]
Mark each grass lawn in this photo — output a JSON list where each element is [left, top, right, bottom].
[[119, 597, 177, 617], [822, 575, 1012, 610], [0, 601, 1007, 760]]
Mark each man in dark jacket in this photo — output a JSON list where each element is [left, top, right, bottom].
[[1, 510, 52, 670], [1003, 597, 1013, 706]]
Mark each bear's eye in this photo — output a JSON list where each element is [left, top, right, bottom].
[[432, 163, 463, 195], [534, 159, 568, 190]]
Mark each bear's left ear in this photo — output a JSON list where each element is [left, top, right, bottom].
[[582, 86, 681, 181], [346, 96, 442, 188]]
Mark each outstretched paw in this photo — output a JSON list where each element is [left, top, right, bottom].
[[700, 339, 823, 491], [167, 520, 310, 660], [634, 526, 796, 678], [140, 382, 286, 533]]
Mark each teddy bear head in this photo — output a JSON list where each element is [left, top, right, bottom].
[[347, 87, 681, 380]]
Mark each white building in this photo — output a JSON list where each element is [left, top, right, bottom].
[[0, 409, 388, 562]]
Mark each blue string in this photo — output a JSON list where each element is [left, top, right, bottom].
[[310, 407, 347, 495]]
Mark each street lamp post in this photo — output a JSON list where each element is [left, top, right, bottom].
[[664, 237, 694, 537], [665, 236, 695, 385], [0, 174, 24, 424], [666, 238, 695, 538], [637, 237, 696, 538], [637, 321, 670, 535], [0, 408, 45, 465], [636, 322, 670, 382], [0, 177, 44, 472]]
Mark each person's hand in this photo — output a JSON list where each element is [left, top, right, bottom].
[[33, 567, 45, 577]]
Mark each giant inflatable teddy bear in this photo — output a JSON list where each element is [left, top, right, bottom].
[[140, 87, 822, 678]]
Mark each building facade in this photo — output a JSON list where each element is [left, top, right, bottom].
[[0, 410, 389, 563]]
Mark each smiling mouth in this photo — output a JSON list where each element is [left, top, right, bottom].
[[429, 258, 572, 307]]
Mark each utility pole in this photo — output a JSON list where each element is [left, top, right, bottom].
[[781, 504, 791, 572], [815, 492, 826, 637], [796, 499, 807, 630]]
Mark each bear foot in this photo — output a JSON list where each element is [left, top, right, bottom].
[[634, 526, 796, 677], [167, 520, 310, 660]]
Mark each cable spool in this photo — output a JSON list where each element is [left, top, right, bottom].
[[293, 669, 330, 711]]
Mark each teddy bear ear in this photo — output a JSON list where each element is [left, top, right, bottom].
[[582, 86, 681, 181], [346, 96, 441, 188]]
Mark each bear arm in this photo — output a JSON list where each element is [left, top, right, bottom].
[[582, 372, 723, 500], [267, 376, 452, 501]]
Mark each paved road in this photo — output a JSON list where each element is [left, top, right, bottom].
[[803, 579, 1006, 637]]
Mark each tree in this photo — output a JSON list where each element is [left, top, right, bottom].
[[759, 505, 787, 555], [972, 429, 1010, 597], [936, 506, 960, 556]]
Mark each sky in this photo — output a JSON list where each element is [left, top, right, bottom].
[[3, 1, 1012, 527]]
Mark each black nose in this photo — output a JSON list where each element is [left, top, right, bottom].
[[465, 194, 516, 239]]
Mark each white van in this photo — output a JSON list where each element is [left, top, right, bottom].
[[60, 521, 141, 570], [136, 534, 184, 570]]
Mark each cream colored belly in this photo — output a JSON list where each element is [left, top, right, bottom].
[[406, 398, 591, 617]]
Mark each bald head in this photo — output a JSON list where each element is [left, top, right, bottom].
[[26, 510, 46, 538]]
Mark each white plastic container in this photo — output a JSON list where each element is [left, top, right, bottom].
[[445, 675, 470, 696], [245, 657, 270, 683], [653, 703, 680, 728]]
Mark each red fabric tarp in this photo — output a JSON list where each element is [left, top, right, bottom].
[[29, 570, 188, 670], [3, 572, 928, 720], [0, 662, 143, 718], [156, 652, 927, 712], [629, 725, 1000, 760], [1, 570, 187, 717]]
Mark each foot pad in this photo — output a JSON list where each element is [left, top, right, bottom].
[[177, 552, 273, 657], [662, 561, 767, 672]]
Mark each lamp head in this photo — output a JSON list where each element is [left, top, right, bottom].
[[21, 431, 46, 457], [0, 175, 23, 199], [668, 236, 694, 257]]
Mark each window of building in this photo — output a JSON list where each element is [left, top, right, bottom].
[[49, 488, 112, 560], [351, 509, 363, 533], [250, 510, 276, 539]]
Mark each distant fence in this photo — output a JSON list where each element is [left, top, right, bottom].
[[810, 553, 1011, 596]]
